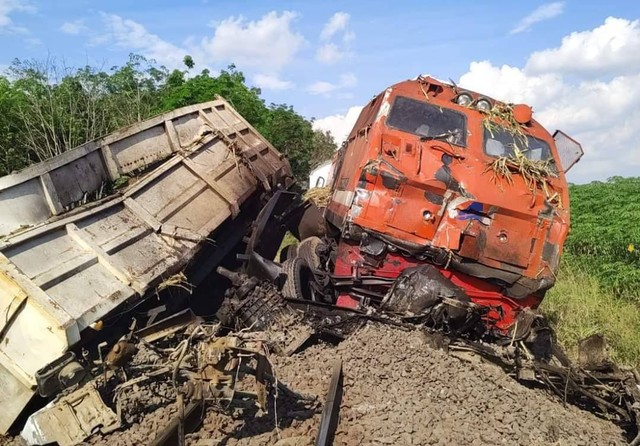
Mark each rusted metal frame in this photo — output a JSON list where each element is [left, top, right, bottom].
[[198, 110, 272, 191]]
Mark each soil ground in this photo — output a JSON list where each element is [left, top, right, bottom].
[[1, 323, 628, 446]]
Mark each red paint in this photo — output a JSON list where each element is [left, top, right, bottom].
[[333, 240, 540, 333]]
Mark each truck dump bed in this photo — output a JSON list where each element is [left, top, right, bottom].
[[0, 98, 291, 433]]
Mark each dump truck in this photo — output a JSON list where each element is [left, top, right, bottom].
[[0, 98, 292, 434], [277, 75, 584, 340]]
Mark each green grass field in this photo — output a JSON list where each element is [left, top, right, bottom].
[[542, 261, 640, 368], [541, 177, 640, 368]]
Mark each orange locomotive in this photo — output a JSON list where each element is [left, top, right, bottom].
[[323, 76, 582, 334]]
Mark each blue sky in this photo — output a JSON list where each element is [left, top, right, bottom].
[[2, 1, 640, 181]]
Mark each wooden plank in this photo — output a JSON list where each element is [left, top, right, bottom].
[[182, 157, 240, 216], [0, 101, 222, 191], [198, 110, 273, 191], [40, 172, 64, 216], [102, 227, 150, 255], [123, 198, 162, 232], [100, 144, 121, 180], [65, 223, 133, 289], [164, 120, 181, 153], [32, 254, 98, 290]]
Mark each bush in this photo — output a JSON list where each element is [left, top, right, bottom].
[[565, 177, 640, 301]]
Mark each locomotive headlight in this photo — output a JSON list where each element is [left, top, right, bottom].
[[455, 93, 473, 107], [476, 98, 492, 113]]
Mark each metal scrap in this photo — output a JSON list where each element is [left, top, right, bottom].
[[21, 383, 120, 446], [315, 361, 343, 446]]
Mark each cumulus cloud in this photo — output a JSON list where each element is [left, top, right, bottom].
[[60, 19, 87, 35], [510, 2, 564, 35], [320, 12, 350, 40], [253, 73, 294, 91], [0, 0, 34, 33], [313, 105, 364, 145], [460, 17, 640, 182], [307, 73, 357, 96], [316, 12, 354, 64], [201, 11, 304, 71], [100, 13, 187, 69], [526, 17, 640, 77], [316, 43, 346, 64]]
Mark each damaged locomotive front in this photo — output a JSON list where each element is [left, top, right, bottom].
[[311, 76, 584, 337]]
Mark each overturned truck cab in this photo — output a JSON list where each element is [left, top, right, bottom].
[[317, 76, 583, 335]]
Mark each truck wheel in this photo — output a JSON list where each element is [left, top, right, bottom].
[[297, 236, 326, 269], [280, 243, 298, 262], [280, 257, 312, 300]]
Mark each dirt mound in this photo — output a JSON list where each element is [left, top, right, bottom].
[[2, 323, 627, 446], [273, 323, 626, 446]]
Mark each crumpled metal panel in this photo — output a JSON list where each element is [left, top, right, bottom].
[[21, 383, 120, 446]]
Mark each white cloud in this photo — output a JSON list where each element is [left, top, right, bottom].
[[460, 16, 640, 182], [61, 19, 87, 35], [320, 12, 350, 40], [253, 73, 294, 91], [316, 43, 346, 64], [201, 11, 304, 71], [313, 105, 364, 145], [308, 81, 336, 95], [510, 2, 564, 35], [526, 17, 640, 77], [307, 73, 357, 96], [99, 13, 187, 69], [0, 0, 34, 33], [316, 12, 354, 64]]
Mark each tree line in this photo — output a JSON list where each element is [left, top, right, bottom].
[[0, 54, 337, 183]]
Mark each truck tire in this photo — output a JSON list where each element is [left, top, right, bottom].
[[297, 236, 326, 269], [279, 243, 298, 262], [280, 257, 312, 300]]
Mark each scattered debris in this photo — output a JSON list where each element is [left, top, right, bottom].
[[314, 361, 342, 446], [2, 78, 637, 446], [21, 383, 120, 446]]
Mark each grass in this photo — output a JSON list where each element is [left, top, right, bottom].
[[276, 231, 298, 262], [541, 261, 640, 369]]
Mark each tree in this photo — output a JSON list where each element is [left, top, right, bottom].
[[0, 54, 337, 183]]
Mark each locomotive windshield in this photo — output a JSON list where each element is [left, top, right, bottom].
[[386, 96, 466, 147], [484, 126, 553, 161]]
